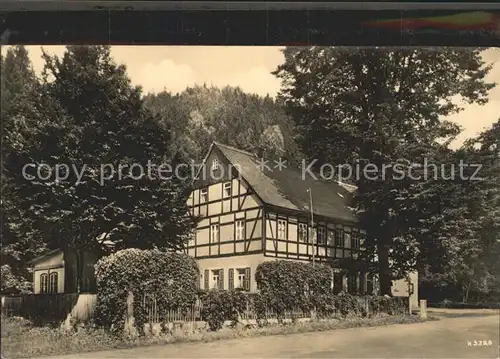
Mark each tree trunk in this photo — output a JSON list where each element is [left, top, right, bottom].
[[75, 248, 83, 293], [462, 283, 471, 303], [377, 244, 392, 296]]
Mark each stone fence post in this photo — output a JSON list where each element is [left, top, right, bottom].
[[123, 291, 137, 337], [419, 299, 427, 320]]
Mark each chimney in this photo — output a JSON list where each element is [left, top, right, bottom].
[[253, 147, 265, 159]]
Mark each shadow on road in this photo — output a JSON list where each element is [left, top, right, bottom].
[[427, 309, 499, 319]]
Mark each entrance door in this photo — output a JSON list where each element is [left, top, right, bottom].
[[333, 273, 343, 294]]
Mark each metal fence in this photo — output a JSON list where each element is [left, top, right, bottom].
[[140, 294, 409, 325], [2, 293, 409, 327], [1, 294, 96, 325]]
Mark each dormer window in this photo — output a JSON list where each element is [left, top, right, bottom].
[[211, 159, 220, 171]]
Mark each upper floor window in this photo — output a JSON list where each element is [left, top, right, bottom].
[[317, 226, 326, 245], [344, 232, 351, 248], [211, 159, 220, 171], [335, 229, 344, 247], [200, 188, 208, 203], [359, 231, 366, 247], [235, 220, 245, 240], [277, 219, 287, 240], [223, 182, 232, 198], [210, 224, 220, 243], [49, 272, 58, 293], [327, 229, 335, 245], [40, 273, 49, 294], [298, 223, 308, 242], [351, 232, 360, 249]]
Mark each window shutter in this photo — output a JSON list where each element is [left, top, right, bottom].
[[228, 269, 234, 290], [218, 269, 224, 290], [244, 267, 251, 291], [204, 270, 209, 290]]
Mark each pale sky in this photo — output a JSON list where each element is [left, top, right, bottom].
[[10, 46, 500, 149]]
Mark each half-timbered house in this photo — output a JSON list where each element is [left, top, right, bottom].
[[186, 142, 415, 298]]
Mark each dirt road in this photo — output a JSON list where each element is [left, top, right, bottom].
[[39, 310, 500, 358]]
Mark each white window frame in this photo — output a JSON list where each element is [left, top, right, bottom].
[[231, 267, 250, 291], [212, 159, 220, 171], [211, 270, 220, 289], [235, 220, 245, 240], [351, 232, 360, 249], [40, 273, 49, 294], [200, 188, 208, 203], [335, 229, 344, 247], [210, 223, 219, 243], [223, 182, 232, 198], [327, 229, 335, 245], [317, 226, 326, 245], [298, 223, 308, 242], [344, 232, 351, 248], [277, 219, 287, 240], [49, 272, 58, 293], [236, 268, 246, 289]]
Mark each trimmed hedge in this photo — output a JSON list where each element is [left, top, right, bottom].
[[196, 290, 409, 331], [199, 289, 248, 331], [254, 261, 408, 320], [94, 249, 199, 334], [255, 261, 333, 318]]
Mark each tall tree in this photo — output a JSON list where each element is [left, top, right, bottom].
[[9, 46, 196, 286], [144, 85, 302, 163], [1, 46, 46, 293], [461, 119, 500, 300], [274, 47, 495, 294]]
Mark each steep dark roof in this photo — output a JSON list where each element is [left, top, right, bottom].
[[27, 248, 62, 265], [214, 142, 358, 224]]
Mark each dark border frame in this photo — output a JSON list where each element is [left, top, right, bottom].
[[1, 4, 499, 45]]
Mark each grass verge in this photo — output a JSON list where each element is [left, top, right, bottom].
[[2, 314, 431, 358]]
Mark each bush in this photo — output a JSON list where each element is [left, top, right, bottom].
[[367, 295, 408, 315], [336, 292, 366, 316], [94, 249, 199, 334], [434, 300, 500, 309], [199, 290, 248, 331], [1, 314, 122, 359], [255, 261, 332, 319], [254, 261, 410, 319]]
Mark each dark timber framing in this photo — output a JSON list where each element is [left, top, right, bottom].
[[262, 210, 363, 262], [187, 143, 364, 265]]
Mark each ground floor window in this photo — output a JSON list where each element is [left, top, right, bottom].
[[359, 272, 366, 294], [333, 273, 343, 294], [49, 272, 58, 293], [40, 273, 49, 293], [367, 274, 374, 294], [228, 267, 251, 291], [347, 274, 358, 294], [38, 271, 59, 294], [212, 269, 223, 289], [204, 269, 224, 290]]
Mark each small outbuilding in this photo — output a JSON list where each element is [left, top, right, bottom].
[[28, 248, 103, 294]]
